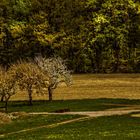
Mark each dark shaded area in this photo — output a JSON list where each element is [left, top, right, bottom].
[[1, 98, 140, 113]]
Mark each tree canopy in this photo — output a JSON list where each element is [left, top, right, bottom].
[[0, 0, 140, 73]]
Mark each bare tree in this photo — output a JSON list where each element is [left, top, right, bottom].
[[10, 61, 47, 105], [35, 56, 72, 101], [0, 67, 16, 112]]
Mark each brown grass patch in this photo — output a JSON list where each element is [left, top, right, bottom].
[[0, 112, 28, 124], [10, 112, 28, 119], [0, 112, 12, 124], [10, 74, 140, 100], [131, 114, 140, 117]]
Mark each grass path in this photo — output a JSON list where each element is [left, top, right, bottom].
[[0, 116, 90, 138], [1, 105, 140, 138]]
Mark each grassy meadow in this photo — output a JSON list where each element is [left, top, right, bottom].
[[11, 74, 140, 100], [1, 74, 140, 140], [1, 113, 140, 140]]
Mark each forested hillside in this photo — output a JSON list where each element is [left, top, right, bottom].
[[0, 0, 140, 73]]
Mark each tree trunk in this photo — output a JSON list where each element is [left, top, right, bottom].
[[5, 100, 8, 112], [1, 95, 4, 102], [4, 95, 10, 112], [95, 46, 102, 73], [113, 41, 120, 72], [48, 86, 53, 101], [28, 86, 33, 106]]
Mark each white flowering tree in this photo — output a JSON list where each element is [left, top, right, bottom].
[[10, 61, 47, 105], [35, 56, 72, 101], [0, 67, 16, 112]]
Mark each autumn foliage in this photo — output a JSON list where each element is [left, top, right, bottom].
[[0, 57, 72, 111]]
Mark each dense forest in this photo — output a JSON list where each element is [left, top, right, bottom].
[[0, 0, 140, 73]]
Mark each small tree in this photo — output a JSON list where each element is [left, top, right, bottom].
[[10, 61, 47, 105], [35, 56, 72, 101], [0, 67, 16, 112]]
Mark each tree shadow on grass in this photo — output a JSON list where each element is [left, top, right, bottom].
[[1, 98, 140, 113]]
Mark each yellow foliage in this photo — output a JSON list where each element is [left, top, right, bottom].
[[10, 23, 25, 38], [0, 31, 6, 39]]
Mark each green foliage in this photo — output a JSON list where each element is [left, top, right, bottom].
[[11, 0, 31, 19], [0, 0, 140, 73]]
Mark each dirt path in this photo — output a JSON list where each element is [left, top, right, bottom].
[[29, 106, 140, 117], [1, 106, 140, 138]]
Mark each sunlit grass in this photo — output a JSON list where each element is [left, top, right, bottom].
[[0, 115, 81, 137], [1, 74, 140, 140], [1, 114, 140, 140], [10, 74, 140, 101]]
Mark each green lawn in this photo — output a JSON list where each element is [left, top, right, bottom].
[[0, 114, 81, 139], [1, 114, 140, 140], [1, 98, 140, 139], [1, 74, 140, 139]]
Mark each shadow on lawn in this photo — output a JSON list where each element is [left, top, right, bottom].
[[1, 98, 140, 113]]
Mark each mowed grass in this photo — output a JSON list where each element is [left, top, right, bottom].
[[1, 74, 140, 140], [1, 74, 140, 112], [0, 114, 81, 139], [10, 74, 140, 101], [1, 114, 140, 140]]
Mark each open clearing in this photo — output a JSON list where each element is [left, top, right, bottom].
[[10, 74, 140, 100], [1, 74, 140, 140], [1, 108, 140, 140]]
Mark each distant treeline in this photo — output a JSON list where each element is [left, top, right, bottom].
[[0, 0, 140, 73]]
